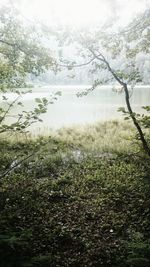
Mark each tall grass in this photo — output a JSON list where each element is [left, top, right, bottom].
[[55, 120, 136, 154], [0, 120, 138, 154]]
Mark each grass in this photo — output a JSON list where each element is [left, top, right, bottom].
[[55, 120, 136, 154], [0, 120, 136, 153]]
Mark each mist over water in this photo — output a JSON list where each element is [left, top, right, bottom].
[[1, 85, 150, 133]]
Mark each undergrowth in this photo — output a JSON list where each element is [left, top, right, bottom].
[[0, 121, 150, 267]]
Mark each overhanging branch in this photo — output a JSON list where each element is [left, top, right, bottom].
[[0, 38, 32, 56], [59, 57, 96, 68], [88, 48, 125, 86]]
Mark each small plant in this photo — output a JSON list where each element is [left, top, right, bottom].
[[126, 232, 150, 267]]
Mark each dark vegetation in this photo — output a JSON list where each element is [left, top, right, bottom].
[[0, 123, 150, 267], [0, 4, 150, 267]]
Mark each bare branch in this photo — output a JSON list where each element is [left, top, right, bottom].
[[0, 138, 52, 179], [0, 152, 35, 179], [88, 48, 125, 86], [59, 57, 96, 68]]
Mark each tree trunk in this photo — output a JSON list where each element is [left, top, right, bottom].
[[123, 83, 150, 156], [102, 55, 150, 156]]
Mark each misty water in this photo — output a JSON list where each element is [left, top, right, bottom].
[[1, 85, 150, 134]]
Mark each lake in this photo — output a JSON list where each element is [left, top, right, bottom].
[[1, 85, 150, 134]]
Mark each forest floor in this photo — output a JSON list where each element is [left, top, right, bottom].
[[0, 121, 150, 267]]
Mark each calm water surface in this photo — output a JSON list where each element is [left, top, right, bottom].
[[1, 85, 150, 133]]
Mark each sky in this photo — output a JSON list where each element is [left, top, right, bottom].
[[0, 0, 149, 27]]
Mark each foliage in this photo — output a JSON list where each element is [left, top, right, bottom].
[[126, 232, 150, 267], [118, 105, 150, 151], [0, 5, 56, 91], [0, 4, 60, 135], [0, 90, 61, 135]]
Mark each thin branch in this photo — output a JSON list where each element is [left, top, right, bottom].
[[59, 57, 96, 68], [88, 48, 125, 86], [0, 95, 21, 124], [0, 39, 32, 56], [0, 152, 35, 179], [0, 138, 52, 179]]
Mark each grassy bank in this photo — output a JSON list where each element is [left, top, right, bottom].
[[0, 121, 150, 267]]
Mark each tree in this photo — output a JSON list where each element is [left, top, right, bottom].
[[58, 8, 150, 156], [0, 4, 59, 135], [0, 5, 57, 90], [0, 4, 63, 179]]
